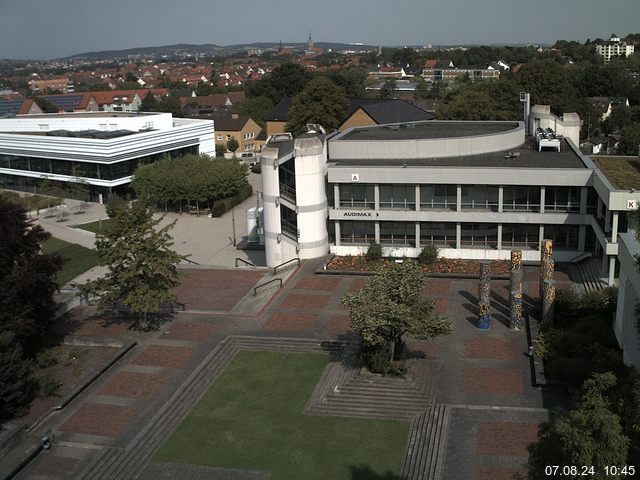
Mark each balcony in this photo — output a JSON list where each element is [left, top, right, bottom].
[[280, 183, 296, 203]]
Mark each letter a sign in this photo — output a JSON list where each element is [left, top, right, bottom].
[[351, 173, 359, 182]]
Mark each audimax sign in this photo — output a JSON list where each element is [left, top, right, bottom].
[[342, 211, 379, 217]]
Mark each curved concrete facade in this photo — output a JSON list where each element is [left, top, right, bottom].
[[260, 146, 284, 267]]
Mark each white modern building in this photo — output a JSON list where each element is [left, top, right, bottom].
[[0, 112, 215, 201], [596, 34, 635, 63], [614, 233, 640, 368], [260, 107, 640, 286]]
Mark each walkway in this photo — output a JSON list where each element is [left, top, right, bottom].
[[12, 259, 571, 480]]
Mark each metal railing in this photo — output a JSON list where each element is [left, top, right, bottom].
[[273, 257, 300, 274], [253, 278, 283, 296], [280, 183, 296, 202], [235, 257, 255, 267], [183, 257, 200, 265]]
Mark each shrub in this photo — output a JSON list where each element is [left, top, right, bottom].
[[366, 242, 382, 262], [360, 342, 391, 374], [418, 245, 439, 265], [36, 372, 61, 398], [36, 350, 58, 369], [250, 163, 261, 174], [210, 184, 253, 217], [0, 333, 35, 422]]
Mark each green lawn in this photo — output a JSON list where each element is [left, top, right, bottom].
[[73, 218, 112, 234], [155, 351, 409, 480], [42, 237, 100, 285]]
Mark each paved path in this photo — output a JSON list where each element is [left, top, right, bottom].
[[12, 260, 571, 480]]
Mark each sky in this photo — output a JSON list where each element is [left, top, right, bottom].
[[1, 0, 639, 60]]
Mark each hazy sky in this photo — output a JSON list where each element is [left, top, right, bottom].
[[1, 0, 639, 60]]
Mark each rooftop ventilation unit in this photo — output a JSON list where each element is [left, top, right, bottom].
[[306, 124, 326, 134], [535, 127, 561, 152], [266, 132, 293, 143]]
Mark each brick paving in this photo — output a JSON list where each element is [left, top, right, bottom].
[[475, 466, 528, 480], [476, 422, 539, 457], [172, 269, 265, 311], [59, 403, 138, 437], [160, 321, 218, 342], [33, 455, 80, 476], [98, 371, 170, 400], [131, 345, 194, 369], [17, 261, 572, 480], [464, 368, 525, 395]]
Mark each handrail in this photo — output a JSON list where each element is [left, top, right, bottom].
[[273, 257, 300, 274], [253, 278, 282, 296], [184, 257, 200, 265], [235, 257, 255, 267]]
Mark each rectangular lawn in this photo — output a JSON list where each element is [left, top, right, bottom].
[[73, 218, 112, 234], [155, 351, 410, 480], [42, 237, 100, 285]]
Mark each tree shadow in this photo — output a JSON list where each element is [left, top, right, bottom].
[[349, 465, 400, 480]]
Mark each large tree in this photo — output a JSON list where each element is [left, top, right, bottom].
[[245, 63, 312, 104], [528, 372, 629, 479], [285, 77, 348, 136], [343, 261, 452, 372], [81, 198, 186, 329], [0, 332, 35, 423], [0, 197, 61, 347], [618, 123, 640, 155]]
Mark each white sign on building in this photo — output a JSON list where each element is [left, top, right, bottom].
[[627, 200, 637, 210], [351, 173, 359, 182]]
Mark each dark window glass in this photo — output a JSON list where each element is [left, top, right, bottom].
[[340, 221, 375, 245], [379, 184, 416, 209], [420, 222, 456, 247], [339, 184, 375, 209], [461, 223, 498, 248], [380, 222, 416, 246]]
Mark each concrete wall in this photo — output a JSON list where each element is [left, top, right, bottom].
[[529, 105, 581, 146], [5, 112, 174, 132], [615, 233, 640, 368]]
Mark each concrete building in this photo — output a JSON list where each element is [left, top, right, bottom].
[[0, 111, 215, 202], [422, 66, 500, 83], [614, 233, 640, 368], [596, 34, 635, 63], [259, 107, 640, 286]]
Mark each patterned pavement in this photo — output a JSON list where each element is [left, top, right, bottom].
[[16, 259, 570, 479]]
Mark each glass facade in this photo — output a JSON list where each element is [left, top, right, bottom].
[[503, 186, 540, 211], [544, 224, 579, 250], [420, 222, 456, 248], [340, 221, 375, 245], [379, 184, 415, 209], [280, 205, 298, 240], [278, 159, 296, 202], [0, 146, 198, 181], [380, 221, 416, 246], [461, 185, 499, 211], [545, 186, 580, 213], [502, 224, 540, 249], [420, 184, 456, 210], [461, 223, 498, 248], [339, 184, 375, 209]]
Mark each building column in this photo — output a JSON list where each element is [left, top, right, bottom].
[[333, 184, 340, 209], [415, 222, 420, 248], [335, 222, 341, 247], [612, 211, 619, 242], [415, 185, 421, 211], [456, 184, 462, 212], [498, 186, 504, 213], [374, 184, 380, 211], [579, 186, 588, 215], [538, 225, 545, 252], [609, 256, 616, 286], [456, 223, 462, 250], [497, 224, 503, 250], [375, 221, 380, 244], [539, 186, 545, 213], [578, 225, 586, 252]]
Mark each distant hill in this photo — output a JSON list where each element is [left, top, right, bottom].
[[62, 42, 379, 60]]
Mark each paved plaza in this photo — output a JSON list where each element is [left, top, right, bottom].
[[12, 258, 572, 480]]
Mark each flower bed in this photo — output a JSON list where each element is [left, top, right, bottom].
[[325, 255, 510, 276]]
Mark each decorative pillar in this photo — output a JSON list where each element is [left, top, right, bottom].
[[542, 279, 556, 325], [509, 250, 523, 330], [540, 239, 554, 298], [477, 262, 491, 329]]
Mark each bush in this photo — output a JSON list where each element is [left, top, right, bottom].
[[418, 245, 438, 265], [360, 342, 391, 374], [366, 242, 382, 262], [250, 163, 261, 174], [35, 371, 61, 398], [36, 350, 58, 369], [0, 333, 35, 422], [210, 184, 253, 217]]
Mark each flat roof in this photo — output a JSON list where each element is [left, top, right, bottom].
[[11, 112, 158, 119], [3, 129, 139, 139], [338, 121, 519, 141], [592, 156, 640, 190], [329, 138, 587, 169]]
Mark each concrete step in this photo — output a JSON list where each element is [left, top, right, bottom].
[[401, 404, 450, 480]]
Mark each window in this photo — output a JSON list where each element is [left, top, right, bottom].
[[544, 225, 579, 250], [339, 184, 375, 209], [217, 135, 223, 141], [503, 186, 540, 211], [380, 222, 416, 246], [545, 187, 580, 213], [461, 223, 498, 248], [421, 184, 456, 210], [502, 224, 539, 249], [278, 159, 296, 202], [420, 222, 456, 248], [340, 221, 375, 245], [461, 185, 498, 211], [38, 124, 49, 131], [379, 184, 415, 209], [280, 205, 298, 240]]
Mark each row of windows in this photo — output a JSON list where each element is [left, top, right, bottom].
[[0, 147, 197, 181], [338, 221, 579, 250], [337, 185, 586, 213]]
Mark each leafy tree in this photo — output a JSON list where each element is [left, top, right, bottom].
[[327, 67, 368, 97], [342, 261, 452, 371], [379, 79, 397, 99], [0, 332, 35, 423], [0, 197, 61, 347], [232, 96, 273, 126], [32, 95, 59, 113], [528, 372, 629, 479], [517, 59, 580, 115], [81, 198, 186, 329], [226, 136, 240, 155], [618, 123, 640, 155], [215, 143, 227, 157], [437, 79, 522, 121], [285, 77, 348, 136], [245, 63, 311, 104], [140, 91, 159, 111]]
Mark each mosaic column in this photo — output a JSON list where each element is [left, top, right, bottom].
[[510, 291, 523, 329], [542, 279, 557, 325], [540, 239, 554, 297], [478, 301, 491, 330], [477, 262, 491, 329], [510, 250, 523, 293]]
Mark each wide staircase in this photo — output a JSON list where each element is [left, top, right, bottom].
[[572, 257, 608, 294]]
